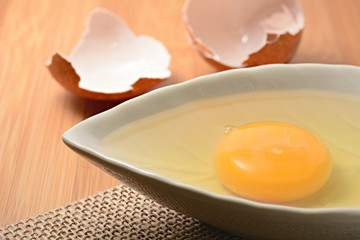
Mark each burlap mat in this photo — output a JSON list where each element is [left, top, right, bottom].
[[0, 185, 247, 239]]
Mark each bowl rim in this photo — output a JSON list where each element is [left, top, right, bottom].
[[63, 63, 360, 216]]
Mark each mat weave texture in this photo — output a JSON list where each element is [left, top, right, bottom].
[[0, 185, 246, 239]]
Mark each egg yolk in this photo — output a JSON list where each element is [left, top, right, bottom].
[[214, 122, 331, 203]]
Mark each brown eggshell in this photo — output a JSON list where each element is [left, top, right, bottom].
[[184, 0, 305, 69], [47, 53, 165, 100], [47, 8, 171, 101], [244, 32, 302, 67]]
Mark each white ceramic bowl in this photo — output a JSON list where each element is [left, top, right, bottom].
[[63, 64, 360, 240]]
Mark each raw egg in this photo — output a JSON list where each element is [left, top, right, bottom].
[[101, 89, 360, 208], [214, 122, 332, 203]]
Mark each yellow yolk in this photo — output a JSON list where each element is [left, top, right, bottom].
[[214, 122, 332, 203]]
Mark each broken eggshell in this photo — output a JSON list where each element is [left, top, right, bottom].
[[183, 0, 304, 68], [47, 8, 171, 100]]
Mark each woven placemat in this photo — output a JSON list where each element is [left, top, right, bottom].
[[0, 185, 247, 239]]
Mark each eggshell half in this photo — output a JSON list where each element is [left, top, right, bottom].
[[47, 8, 171, 100], [183, 0, 304, 68]]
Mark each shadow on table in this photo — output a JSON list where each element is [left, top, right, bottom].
[[58, 73, 187, 119]]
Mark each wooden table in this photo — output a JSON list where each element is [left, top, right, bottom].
[[1, 0, 360, 227]]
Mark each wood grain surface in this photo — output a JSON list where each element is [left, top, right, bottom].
[[1, 0, 360, 226]]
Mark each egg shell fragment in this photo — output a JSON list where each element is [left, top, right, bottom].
[[47, 8, 171, 100], [183, 0, 305, 68]]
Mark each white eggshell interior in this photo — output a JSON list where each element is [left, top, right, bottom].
[[70, 8, 171, 93], [184, 0, 304, 67]]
